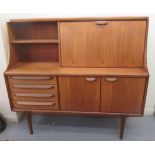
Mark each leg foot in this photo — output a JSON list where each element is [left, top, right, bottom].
[[120, 115, 127, 140], [26, 112, 33, 134]]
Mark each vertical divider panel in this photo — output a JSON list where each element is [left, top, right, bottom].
[[58, 22, 62, 66]]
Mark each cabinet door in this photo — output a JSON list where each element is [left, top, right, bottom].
[[101, 78, 146, 114], [60, 21, 146, 67], [59, 77, 100, 112]]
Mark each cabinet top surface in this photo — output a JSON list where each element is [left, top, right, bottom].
[[5, 62, 149, 77], [8, 17, 148, 22]]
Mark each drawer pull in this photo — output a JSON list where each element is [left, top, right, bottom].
[[14, 93, 55, 97], [105, 78, 117, 82], [85, 77, 96, 82], [15, 101, 56, 106], [11, 76, 52, 80], [13, 84, 55, 89], [96, 21, 108, 25]]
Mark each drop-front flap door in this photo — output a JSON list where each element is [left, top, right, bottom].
[[60, 21, 147, 67]]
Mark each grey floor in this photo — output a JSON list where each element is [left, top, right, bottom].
[[0, 114, 155, 141]]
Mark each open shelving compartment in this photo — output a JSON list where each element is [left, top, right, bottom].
[[7, 21, 60, 72]]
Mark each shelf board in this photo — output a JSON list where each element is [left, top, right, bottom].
[[11, 39, 59, 44], [5, 62, 149, 77]]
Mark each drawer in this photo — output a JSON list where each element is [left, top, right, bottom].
[[9, 84, 57, 93], [8, 76, 57, 84], [11, 93, 58, 102], [12, 101, 59, 110]]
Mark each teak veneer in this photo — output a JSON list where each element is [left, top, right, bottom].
[[4, 17, 149, 139]]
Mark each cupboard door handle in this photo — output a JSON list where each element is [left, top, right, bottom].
[[105, 78, 117, 82], [85, 77, 96, 82], [96, 21, 108, 25]]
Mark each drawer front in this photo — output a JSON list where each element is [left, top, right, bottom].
[[7, 76, 59, 110], [8, 76, 57, 84], [12, 101, 58, 110], [11, 93, 58, 101], [9, 84, 57, 93]]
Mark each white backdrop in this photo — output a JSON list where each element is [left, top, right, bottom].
[[0, 14, 155, 122]]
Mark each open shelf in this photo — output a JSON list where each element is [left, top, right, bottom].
[[8, 21, 60, 64], [12, 43, 59, 62], [11, 39, 59, 44], [9, 22, 58, 40]]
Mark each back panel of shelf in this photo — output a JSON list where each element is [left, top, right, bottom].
[[12, 43, 59, 62], [9, 22, 58, 40]]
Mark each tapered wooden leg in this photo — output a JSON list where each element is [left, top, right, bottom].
[[26, 112, 33, 134], [120, 115, 127, 140]]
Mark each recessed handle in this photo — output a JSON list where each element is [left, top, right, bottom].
[[96, 21, 108, 25], [13, 84, 55, 89], [105, 78, 117, 82], [15, 101, 56, 106], [85, 77, 96, 82], [14, 93, 55, 97], [11, 76, 52, 80]]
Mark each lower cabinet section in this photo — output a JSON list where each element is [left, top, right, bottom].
[[59, 77, 100, 112], [7, 75, 146, 115], [101, 78, 146, 114]]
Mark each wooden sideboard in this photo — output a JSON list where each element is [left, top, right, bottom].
[[4, 17, 149, 139]]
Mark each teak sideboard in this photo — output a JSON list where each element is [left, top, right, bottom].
[[4, 17, 149, 139]]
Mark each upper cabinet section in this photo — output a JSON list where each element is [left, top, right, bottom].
[[60, 20, 147, 68], [6, 17, 148, 71]]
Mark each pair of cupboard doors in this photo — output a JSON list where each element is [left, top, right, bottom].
[[59, 77, 146, 114]]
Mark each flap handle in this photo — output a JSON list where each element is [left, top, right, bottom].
[[96, 21, 108, 25]]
